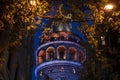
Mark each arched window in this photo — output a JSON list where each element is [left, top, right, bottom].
[[46, 47, 55, 61], [79, 51, 86, 63], [38, 50, 44, 63], [57, 46, 66, 60], [69, 47, 77, 60]]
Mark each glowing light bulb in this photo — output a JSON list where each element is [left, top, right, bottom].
[[104, 4, 114, 10], [30, 0, 36, 6]]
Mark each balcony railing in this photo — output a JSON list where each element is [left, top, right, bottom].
[[40, 34, 82, 45]]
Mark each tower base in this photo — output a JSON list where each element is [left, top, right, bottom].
[[35, 60, 82, 80]]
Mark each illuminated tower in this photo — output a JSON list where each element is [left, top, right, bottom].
[[35, 22, 86, 80]]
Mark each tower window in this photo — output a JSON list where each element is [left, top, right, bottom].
[[79, 51, 86, 63], [69, 47, 77, 61], [46, 47, 55, 61], [48, 51, 54, 60], [38, 50, 44, 63], [57, 46, 66, 60], [59, 51, 64, 59]]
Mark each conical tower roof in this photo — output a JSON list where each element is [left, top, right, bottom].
[[51, 22, 72, 32]]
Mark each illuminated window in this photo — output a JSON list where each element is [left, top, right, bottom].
[[69, 47, 77, 60], [57, 46, 66, 60], [46, 47, 55, 61]]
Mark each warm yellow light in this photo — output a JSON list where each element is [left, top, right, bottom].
[[30, 0, 36, 6], [104, 4, 114, 10]]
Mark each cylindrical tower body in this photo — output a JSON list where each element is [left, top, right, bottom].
[[35, 22, 86, 80]]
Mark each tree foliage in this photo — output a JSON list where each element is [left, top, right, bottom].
[[0, 0, 48, 49]]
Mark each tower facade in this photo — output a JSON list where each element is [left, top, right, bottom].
[[35, 22, 86, 80]]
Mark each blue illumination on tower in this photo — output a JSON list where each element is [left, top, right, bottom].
[[32, 1, 89, 79], [33, 21, 86, 80]]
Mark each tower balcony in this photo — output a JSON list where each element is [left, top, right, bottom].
[[36, 41, 86, 65], [35, 22, 86, 80]]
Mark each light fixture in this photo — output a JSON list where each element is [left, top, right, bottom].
[[30, 0, 36, 6], [104, 4, 114, 10], [61, 67, 64, 72], [40, 71, 42, 76], [72, 68, 76, 74], [101, 36, 106, 45]]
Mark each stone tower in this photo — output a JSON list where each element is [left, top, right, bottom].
[[35, 22, 86, 80]]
